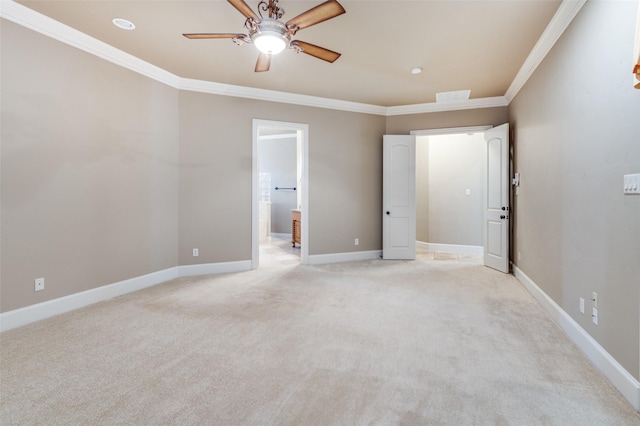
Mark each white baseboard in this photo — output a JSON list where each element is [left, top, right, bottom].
[[513, 266, 640, 411], [0, 260, 251, 333], [0, 267, 179, 332], [416, 241, 484, 254], [309, 250, 382, 265], [178, 260, 251, 277]]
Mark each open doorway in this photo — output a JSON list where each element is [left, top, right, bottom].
[[384, 125, 510, 271], [411, 126, 493, 262], [252, 119, 309, 269], [415, 132, 486, 255]]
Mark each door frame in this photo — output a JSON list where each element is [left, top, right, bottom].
[[252, 119, 309, 268]]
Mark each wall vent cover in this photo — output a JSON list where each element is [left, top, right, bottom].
[[436, 90, 471, 102]]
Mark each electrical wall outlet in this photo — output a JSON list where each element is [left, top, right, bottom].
[[193, 248, 199, 257], [354, 238, 359, 246], [592, 307, 598, 325], [35, 278, 45, 292], [579, 297, 585, 314]]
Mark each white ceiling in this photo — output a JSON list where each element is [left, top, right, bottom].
[[11, 0, 563, 107]]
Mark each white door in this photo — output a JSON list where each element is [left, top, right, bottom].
[[383, 135, 416, 260], [483, 124, 510, 273]]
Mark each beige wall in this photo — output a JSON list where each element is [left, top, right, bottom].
[[416, 138, 429, 242], [0, 19, 526, 316], [178, 92, 386, 263], [1, 21, 180, 312], [1, 17, 387, 312], [510, 1, 640, 380], [427, 133, 485, 246]]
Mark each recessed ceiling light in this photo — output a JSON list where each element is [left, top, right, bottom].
[[112, 18, 135, 31], [411, 67, 422, 75]]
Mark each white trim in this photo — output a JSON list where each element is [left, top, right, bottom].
[[178, 260, 251, 277], [0, 260, 252, 332], [386, 97, 508, 116], [0, 267, 179, 332], [308, 250, 382, 265], [411, 126, 492, 136], [514, 266, 640, 411], [505, 0, 587, 102], [300, 126, 310, 266], [2, 0, 583, 113], [252, 121, 259, 270], [416, 241, 484, 254], [180, 78, 387, 116]]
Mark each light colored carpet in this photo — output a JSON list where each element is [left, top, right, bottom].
[[1, 243, 639, 425]]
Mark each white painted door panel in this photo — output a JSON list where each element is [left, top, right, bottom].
[[383, 135, 416, 260], [483, 124, 509, 273]]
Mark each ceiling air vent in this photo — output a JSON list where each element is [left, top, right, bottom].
[[436, 90, 471, 102]]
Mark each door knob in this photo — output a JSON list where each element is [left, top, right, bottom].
[[501, 206, 506, 211], [386, 211, 390, 215], [500, 215, 506, 219]]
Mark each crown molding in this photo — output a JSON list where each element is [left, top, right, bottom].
[[504, 0, 587, 103], [179, 78, 387, 115], [386, 97, 508, 116], [3, 0, 583, 115]]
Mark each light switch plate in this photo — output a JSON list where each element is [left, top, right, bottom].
[[623, 173, 640, 194]]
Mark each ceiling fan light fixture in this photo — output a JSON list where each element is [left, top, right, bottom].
[[251, 18, 289, 55], [253, 32, 287, 55]]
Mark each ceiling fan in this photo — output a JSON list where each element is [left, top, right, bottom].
[[183, 0, 345, 72]]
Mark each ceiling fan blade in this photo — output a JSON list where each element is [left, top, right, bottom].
[[183, 33, 244, 39], [227, 0, 259, 20], [292, 40, 341, 63], [255, 53, 271, 72], [286, 0, 345, 31]]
